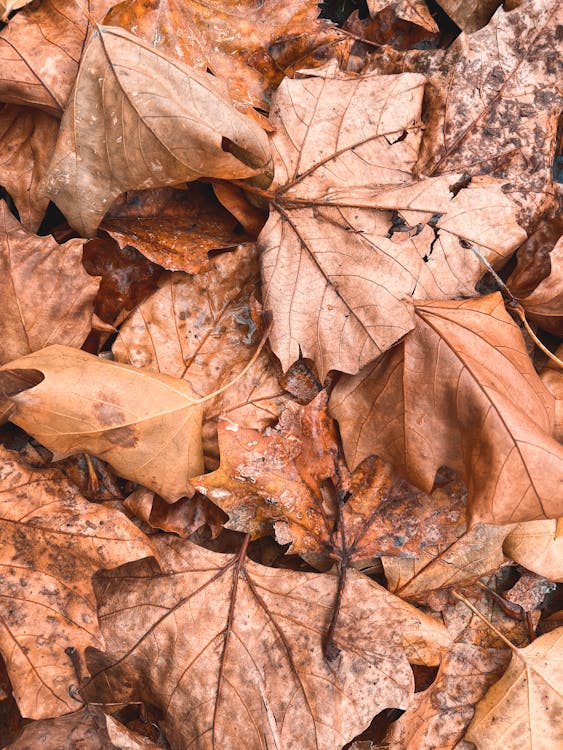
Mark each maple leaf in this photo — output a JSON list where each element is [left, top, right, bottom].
[[257, 64, 525, 377], [0, 201, 100, 365], [43, 25, 272, 237], [331, 293, 563, 525], [465, 627, 563, 749], [83, 535, 450, 750], [0, 345, 204, 501], [0, 445, 156, 719]]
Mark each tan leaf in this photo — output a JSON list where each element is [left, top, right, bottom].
[[0, 106, 59, 231], [503, 519, 563, 582], [112, 244, 290, 466], [0, 446, 155, 719], [331, 293, 563, 524], [259, 66, 524, 377], [434, 0, 502, 32], [465, 627, 563, 749], [541, 345, 563, 441], [43, 24, 271, 237], [367, 0, 438, 31], [0, 0, 115, 114], [0, 201, 100, 365], [518, 235, 563, 336], [84, 535, 450, 750], [0, 0, 34, 22], [1, 345, 204, 501]]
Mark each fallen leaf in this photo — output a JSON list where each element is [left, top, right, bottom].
[[84, 535, 450, 750], [0, 201, 100, 365], [503, 519, 563, 582], [0, 0, 34, 22], [517, 235, 563, 335], [43, 24, 272, 237], [0, 105, 59, 231], [434, 0, 502, 32], [540, 345, 563, 441], [1, 345, 204, 502], [0, 368, 43, 425], [0, 445, 155, 719], [465, 627, 563, 749], [368, 0, 438, 32], [507, 215, 563, 299], [330, 293, 563, 525]]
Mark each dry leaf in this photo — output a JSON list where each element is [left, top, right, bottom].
[[0, 201, 100, 365], [518, 235, 563, 335], [0, 345, 204, 501], [507, 215, 563, 299], [465, 627, 563, 749], [331, 293, 563, 525], [84, 535, 450, 750], [368, 0, 438, 31], [540, 345, 563, 441], [435, 0, 502, 32], [503, 519, 563, 582], [0, 105, 59, 231], [44, 24, 271, 237], [0, 0, 34, 22], [0, 445, 155, 719]]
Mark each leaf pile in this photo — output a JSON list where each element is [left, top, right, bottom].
[[0, 0, 561, 749]]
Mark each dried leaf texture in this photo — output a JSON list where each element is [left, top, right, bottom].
[[518, 235, 563, 335], [0, 0, 115, 114], [504, 519, 563, 582], [465, 627, 563, 749], [0, 446, 155, 719], [1, 345, 204, 501], [331, 293, 563, 525], [0, 0, 34, 22], [0, 105, 59, 231], [367, 0, 439, 31], [0, 201, 100, 365], [434, 0, 502, 32], [85, 536, 449, 750], [44, 25, 272, 237]]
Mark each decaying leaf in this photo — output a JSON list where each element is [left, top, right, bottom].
[[44, 24, 271, 237], [465, 627, 563, 749], [0, 345, 204, 501], [0, 201, 100, 365], [434, 0, 502, 32], [331, 294, 563, 525], [0, 0, 34, 22], [367, 0, 438, 31], [503, 519, 563, 582], [507, 215, 563, 300], [0, 445, 155, 719], [84, 535, 450, 750], [517, 236, 563, 335]]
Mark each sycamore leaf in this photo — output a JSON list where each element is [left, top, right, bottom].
[[113, 244, 291, 467], [367, 0, 439, 31], [0, 345, 204, 501], [465, 627, 563, 749], [259, 66, 525, 377], [503, 519, 563, 582], [84, 535, 450, 750], [0, 201, 100, 365], [0, 445, 155, 719], [0, 106, 59, 231], [518, 235, 563, 336], [5, 705, 160, 749], [330, 293, 563, 525], [0, 0, 115, 114], [381, 643, 509, 750], [434, 0, 502, 32], [43, 25, 272, 237]]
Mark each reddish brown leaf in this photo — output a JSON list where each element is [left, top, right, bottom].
[[507, 215, 563, 299]]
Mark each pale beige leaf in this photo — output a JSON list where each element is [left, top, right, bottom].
[[44, 25, 271, 237], [85, 536, 450, 750], [368, 0, 438, 31], [465, 628, 563, 749], [504, 519, 563, 582], [0, 201, 100, 365], [0, 446, 155, 719], [1, 345, 204, 501]]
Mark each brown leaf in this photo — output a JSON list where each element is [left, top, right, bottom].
[[0, 105, 58, 231], [434, 0, 502, 32], [367, 0, 439, 32], [381, 644, 509, 750], [43, 25, 272, 237], [101, 185, 252, 274], [507, 215, 563, 299], [84, 535, 450, 750], [0, 201, 100, 364], [540, 344, 563, 441], [112, 244, 290, 467], [503, 519, 563, 582], [259, 65, 525, 377], [330, 293, 563, 525], [0, 0, 114, 114], [517, 235, 563, 335], [465, 627, 563, 749], [0, 445, 155, 719], [1, 345, 204, 501], [5, 705, 160, 749], [0, 0, 34, 22]]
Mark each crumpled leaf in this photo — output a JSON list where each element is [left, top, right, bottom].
[[0, 445, 156, 719], [363, 0, 563, 229], [0, 0, 115, 114], [84, 535, 450, 750], [503, 519, 563, 582], [330, 293, 563, 525], [465, 627, 563, 749], [104, 0, 347, 112], [517, 235, 563, 335], [0, 201, 100, 365], [113, 244, 291, 466], [259, 65, 525, 377], [368, 0, 438, 31], [0, 0, 34, 22], [507, 215, 563, 299], [5, 705, 160, 749], [44, 24, 272, 237], [0, 345, 204, 501], [434, 0, 502, 32], [0, 105, 59, 231]]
